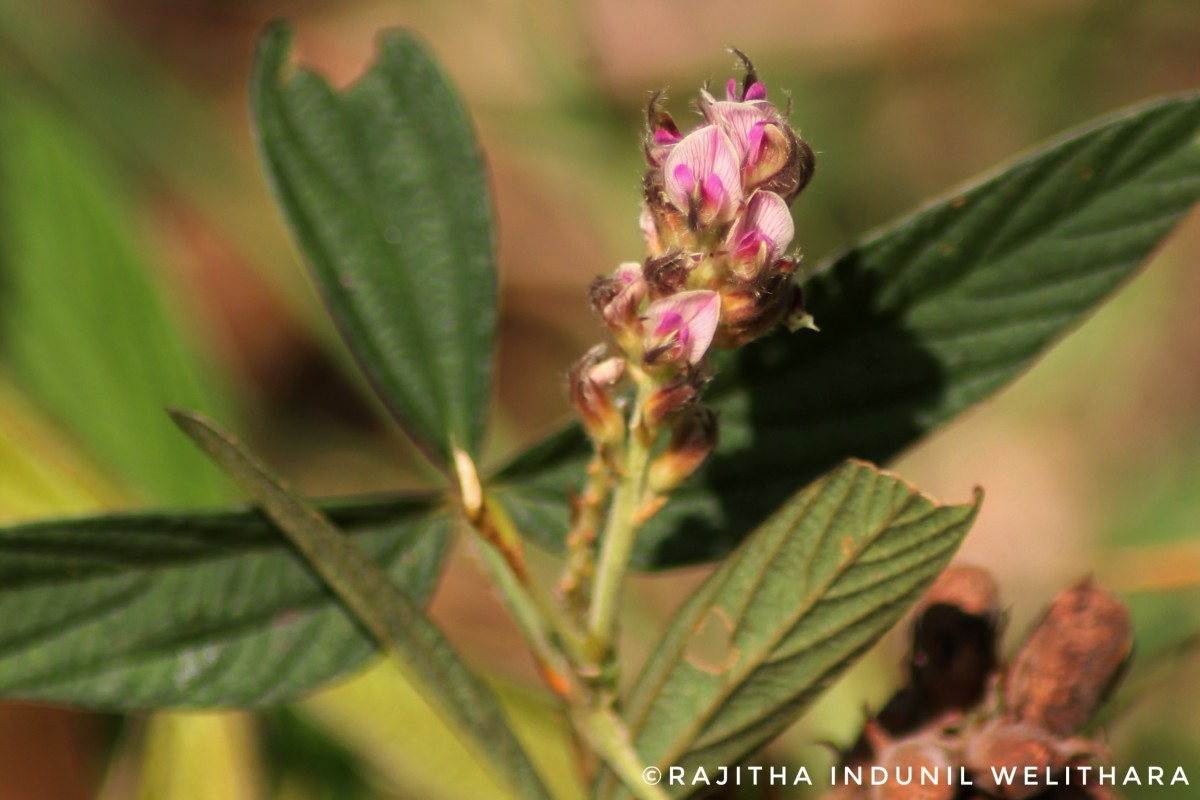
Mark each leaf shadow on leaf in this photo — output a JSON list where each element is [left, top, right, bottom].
[[643, 255, 948, 565]]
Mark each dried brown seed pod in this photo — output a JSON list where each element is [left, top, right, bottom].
[[910, 566, 1002, 716], [962, 719, 1100, 800], [865, 723, 959, 800], [1005, 577, 1133, 736]]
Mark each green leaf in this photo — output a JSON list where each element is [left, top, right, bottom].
[[251, 22, 497, 466], [595, 461, 980, 799], [0, 491, 448, 708], [0, 95, 231, 505], [171, 410, 553, 800], [491, 90, 1200, 569]]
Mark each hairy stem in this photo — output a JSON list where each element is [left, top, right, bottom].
[[586, 380, 653, 664]]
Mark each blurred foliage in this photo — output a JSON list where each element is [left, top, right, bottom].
[[0, 0, 1198, 797]]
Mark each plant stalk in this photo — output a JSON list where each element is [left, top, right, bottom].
[[578, 701, 670, 800], [586, 381, 653, 663]]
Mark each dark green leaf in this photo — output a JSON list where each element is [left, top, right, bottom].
[[0, 97, 232, 505], [171, 410, 552, 800], [0, 491, 448, 708], [595, 460, 979, 799], [251, 22, 497, 466], [491, 91, 1200, 569]]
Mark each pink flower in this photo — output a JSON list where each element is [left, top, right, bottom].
[[697, 78, 811, 198], [662, 126, 743, 228], [643, 290, 721, 365], [724, 191, 794, 280]]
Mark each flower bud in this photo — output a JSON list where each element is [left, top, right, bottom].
[[643, 90, 682, 168], [643, 251, 692, 298], [647, 406, 717, 494], [642, 172, 689, 256], [713, 274, 795, 348], [568, 345, 626, 447], [750, 123, 815, 202], [642, 372, 709, 429], [590, 262, 647, 354]]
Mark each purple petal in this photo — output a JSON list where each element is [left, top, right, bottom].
[[653, 128, 682, 146], [654, 310, 684, 336], [744, 82, 767, 101], [699, 174, 730, 226], [725, 77, 739, 101]]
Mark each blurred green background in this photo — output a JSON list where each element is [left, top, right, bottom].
[[0, 0, 1198, 797]]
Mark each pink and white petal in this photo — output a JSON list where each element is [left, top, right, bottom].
[[703, 101, 770, 155], [709, 129, 745, 214], [745, 191, 794, 256], [663, 126, 719, 212], [646, 290, 721, 364]]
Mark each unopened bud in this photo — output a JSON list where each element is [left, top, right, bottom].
[[1005, 577, 1132, 736], [569, 345, 626, 447], [643, 375, 706, 429], [643, 251, 692, 298], [714, 274, 794, 348], [643, 90, 682, 168], [647, 406, 717, 494], [642, 173, 690, 256], [751, 125, 815, 202], [590, 263, 647, 355]]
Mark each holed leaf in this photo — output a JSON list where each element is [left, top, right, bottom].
[[0, 492, 448, 708], [595, 460, 980, 799], [492, 91, 1200, 569], [252, 22, 497, 466]]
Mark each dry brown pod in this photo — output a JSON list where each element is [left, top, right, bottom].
[[962, 718, 1100, 800], [864, 722, 960, 800], [910, 565, 1002, 716], [1005, 578, 1133, 736]]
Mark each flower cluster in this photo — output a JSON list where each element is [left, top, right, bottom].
[[562, 53, 816, 619], [574, 51, 816, 467]]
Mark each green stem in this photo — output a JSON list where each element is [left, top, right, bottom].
[[586, 381, 653, 662], [469, 524, 574, 678], [578, 701, 670, 800]]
